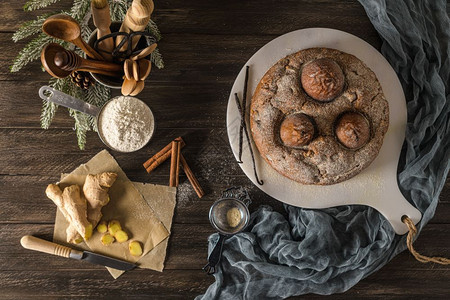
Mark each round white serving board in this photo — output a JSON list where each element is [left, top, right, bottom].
[[226, 28, 421, 235]]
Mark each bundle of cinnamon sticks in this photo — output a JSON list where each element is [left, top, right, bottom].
[[143, 137, 205, 198]]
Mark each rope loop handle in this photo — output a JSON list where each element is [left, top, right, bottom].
[[402, 216, 450, 265]]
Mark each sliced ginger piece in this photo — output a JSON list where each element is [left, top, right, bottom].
[[108, 220, 122, 235], [101, 233, 115, 246], [97, 221, 108, 233], [129, 240, 143, 256], [115, 230, 129, 243]]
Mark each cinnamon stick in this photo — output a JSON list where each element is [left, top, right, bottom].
[[169, 140, 181, 187], [143, 137, 185, 174], [180, 154, 205, 198]]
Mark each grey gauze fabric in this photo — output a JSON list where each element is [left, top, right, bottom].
[[197, 0, 450, 299]]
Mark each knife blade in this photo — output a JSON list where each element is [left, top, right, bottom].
[[20, 235, 136, 271]]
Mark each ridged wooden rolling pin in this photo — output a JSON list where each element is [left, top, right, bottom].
[[91, 0, 114, 61], [41, 43, 123, 79], [116, 0, 154, 51]]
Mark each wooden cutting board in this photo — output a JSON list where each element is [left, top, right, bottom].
[[226, 28, 421, 235]]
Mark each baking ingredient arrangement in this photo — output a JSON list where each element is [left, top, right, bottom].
[[11, 0, 164, 149], [12, 1, 449, 298]]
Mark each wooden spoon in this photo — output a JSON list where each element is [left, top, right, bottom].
[[41, 43, 123, 78], [124, 59, 134, 80], [42, 14, 104, 61], [131, 43, 157, 61], [137, 59, 151, 81], [130, 80, 145, 96], [122, 78, 137, 96]]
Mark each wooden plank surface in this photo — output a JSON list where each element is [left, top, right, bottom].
[[0, 0, 448, 299]]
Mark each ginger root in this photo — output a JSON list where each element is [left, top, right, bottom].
[[48, 172, 117, 244], [46, 184, 93, 242], [84, 173, 118, 228], [129, 240, 143, 256]]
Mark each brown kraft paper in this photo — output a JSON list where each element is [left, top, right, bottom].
[[53, 150, 169, 278]]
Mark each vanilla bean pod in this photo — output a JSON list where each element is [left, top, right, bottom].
[[234, 93, 263, 185], [237, 65, 250, 163]]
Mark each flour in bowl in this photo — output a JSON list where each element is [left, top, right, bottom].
[[98, 96, 154, 152]]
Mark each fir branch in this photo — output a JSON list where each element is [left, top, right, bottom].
[[150, 47, 164, 69], [23, 0, 61, 12], [83, 82, 111, 132], [69, 109, 90, 150], [12, 13, 54, 42], [40, 99, 59, 129], [69, 0, 92, 22], [10, 34, 60, 72], [147, 19, 162, 41], [40, 77, 71, 129], [110, 0, 130, 22]]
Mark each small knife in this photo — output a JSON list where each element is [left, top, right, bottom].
[[20, 235, 136, 271]]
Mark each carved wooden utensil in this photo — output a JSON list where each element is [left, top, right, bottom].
[[116, 0, 154, 51], [131, 43, 157, 61], [137, 59, 151, 81], [42, 14, 104, 61], [130, 80, 145, 96], [122, 77, 137, 96], [41, 43, 123, 78], [91, 0, 114, 61]]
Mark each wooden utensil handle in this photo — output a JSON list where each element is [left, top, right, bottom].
[[79, 58, 122, 72], [78, 58, 123, 77], [20, 235, 83, 259], [77, 40, 104, 61]]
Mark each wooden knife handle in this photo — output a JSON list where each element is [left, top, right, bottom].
[[20, 235, 82, 259]]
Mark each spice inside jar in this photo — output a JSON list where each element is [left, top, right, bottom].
[[226, 207, 242, 228]]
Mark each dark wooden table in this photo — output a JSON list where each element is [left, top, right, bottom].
[[1, 1, 449, 298]]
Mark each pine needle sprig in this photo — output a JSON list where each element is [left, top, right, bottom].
[[147, 19, 162, 41], [12, 13, 54, 42], [70, 0, 92, 22], [23, 0, 61, 12], [40, 77, 70, 129], [110, 0, 130, 22], [83, 82, 111, 132], [10, 34, 67, 73], [150, 47, 164, 69]]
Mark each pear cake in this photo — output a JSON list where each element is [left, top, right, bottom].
[[250, 47, 389, 185]]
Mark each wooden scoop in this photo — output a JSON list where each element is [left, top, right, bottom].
[[131, 43, 157, 61], [42, 14, 104, 61], [41, 43, 123, 78], [137, 59, 151, 81]]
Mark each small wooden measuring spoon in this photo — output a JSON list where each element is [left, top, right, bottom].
[[130, 80, 145, 96], [42, 14, 104, 61], [137, 59, 151, 81], [131, 44, 157, 61], [124, 59, 135, 80], [122, 78, 137, 96]]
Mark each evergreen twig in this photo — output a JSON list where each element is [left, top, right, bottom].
[[10, 34, 63, 72], [12, 13, 54, 42], [147, 19, 162, 41], [23, 0, 60, 12], [150, 48, 165, 69]]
